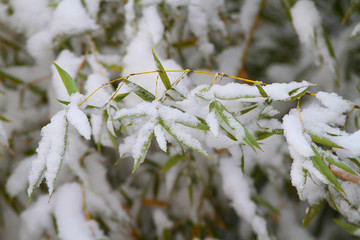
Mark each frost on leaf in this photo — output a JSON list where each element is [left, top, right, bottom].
[[27, 110, 69, 200]]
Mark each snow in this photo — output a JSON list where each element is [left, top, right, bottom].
[[50, 0, 98, 37], [85, 74, 112, 107], [44, 110, 68, 195], [6, 157, 33, 197], [220, 157, 270, 240], [282, 110, 314, 158], [6, 0, 53, 37], [154, 124, 167, 152], [291, 1, 321, 46], [153, 209, 173, 236], [67, 93, 91, 140], [240, 0, 262, 34], [0, 121, 8, 146], [54, 183, 105, 240], [206, 110, 219, 137], [20, 195, 55, 240], [263, 81, 312, 101], [132, 121, 155, 162]]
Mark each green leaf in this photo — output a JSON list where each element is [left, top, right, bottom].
[[165, 88, 186, 101], [26, 168, 46, 205], [308, 132, 343, 149], [0, 70, 24, 85], [0, 115, 10, 123], [114, 92, 130, 102], [215, 102, 261, 151], [310, 146, 344, 194], [325, 156, 358, 176], [288, 87, 309, 101], [161, 154, 185, 172], [132, 133, 154, 173], [52, 62, 79, 96], [323, 29, 336, 59], [125, 81, 155, 102], [252, 194, 279, 213], [255, 131, 274, 140], [159, 119, 210, 157], [57, 99, 70, 105], [152, 50, 171, 90], [240, 105, 258, 115], [255, 84, 268, 98], [334, 219, 360, 236], [303, 201, 323, 227], [343, 0, 360, 24]]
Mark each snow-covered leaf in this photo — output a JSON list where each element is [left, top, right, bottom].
[[125, 81, 155, 102], [27, 110, 69, 202], [67, 93, 91, 140], [165, 88, 186, 101], [132, 122, 155, 173], [310, 146, 344, 194], [308, 132, 343, 149], [52, 62, 79, 96], [154, 124, 167, 152], [159, 118, 210, 157], [215, 101, 261, 151]]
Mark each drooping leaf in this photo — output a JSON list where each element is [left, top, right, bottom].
[[303, 201, 323, 227], [161, 154, 185, 172], [152, 50, 171, 90], [125, 81, 155, 102], [215, 102, 261, 151], [132, 132, 154, 173], [334, 219, 360, 236], [48, 122, 69, 199], [52, 62, 79, 96], [310, 146, 344, 194]]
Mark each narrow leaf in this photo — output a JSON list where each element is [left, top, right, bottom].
[[52, 62, 79, 96], [215, 102, 261, 150], [161, 154, 185, 172], [114, 92, 130, 102], [255, 84, 268, 98], [0, 70, 24, 84], [0, 115, 10, 122], [334, 219, 360, 236], [343, 0, 360, 24], [325, 157, 357, 176], [310, 146, 344, 194], [308, 132, 343, 149], [152, 50, 171, 90], [125, 81, 155, 102], [159, 119, 210, 157], [288, 87, 309, 101], [303, 202, 323, 227], [132, 132, 153, 173], [165, 88, 186, 101], [252, 194, 279, 213]]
